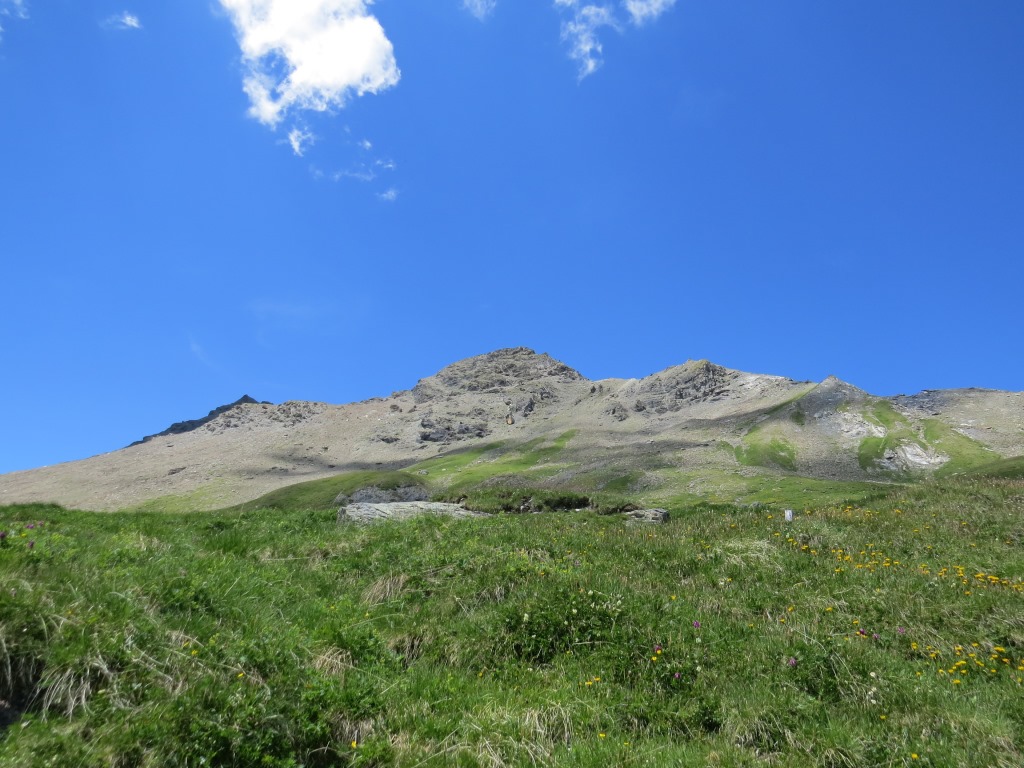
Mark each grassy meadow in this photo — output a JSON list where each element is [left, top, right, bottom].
[[2, 463, 1023, 766]]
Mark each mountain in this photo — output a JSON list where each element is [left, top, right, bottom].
[[1, 347, 1022, 511], [128, 395, 270, 446]]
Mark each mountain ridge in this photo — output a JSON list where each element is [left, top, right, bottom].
[[2, 348, 1021, 511]]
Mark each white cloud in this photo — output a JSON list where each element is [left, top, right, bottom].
[[554, 1, 618, 80], [553, 0, 676, 78], [463, 0, 497, 21], [358, 138, 372, 150], [218, 0, 400, 128], [287, 126, 315, 156], [104, 11, 142, 30], [377, 188, 398, 202], [623, 0, 675, 26], [0, 0, 28, 42]]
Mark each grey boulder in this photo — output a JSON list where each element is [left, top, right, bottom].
[[337, 501, 488, 524]]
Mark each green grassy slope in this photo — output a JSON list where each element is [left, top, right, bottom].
[[963, 455, 1024, 479], [3, 471, 1023, 767]]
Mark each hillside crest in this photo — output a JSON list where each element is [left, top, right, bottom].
[[2, 348, 1022, 511]]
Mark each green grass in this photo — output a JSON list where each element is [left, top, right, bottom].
[[601, 470, 644, 494], [864, 401, 910, 432], [125, 481, 234, 514], [857, 435, 901, 471], [653, 469, 890, 509], [4, 472, 1023, 766], [409, 430, 578, 490], [857, 410, 1000, 477], [922, 419, 1000, 476], [964, 455, 1024, 479], [857, 401, 919, 475], [735, 437, 797, 472]]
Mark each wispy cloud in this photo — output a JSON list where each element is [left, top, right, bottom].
[[103, 11, 142, 31], [0, 0, 28, 42], [189, 337, 217, 369], [463, 0, 497, 21], [554, 1, 618, 80], [287, 126, 315, 156], [377, 188, 398, 202], [217, 0, 400, 128], [553, 0, 677, 78], [623, 0, 676, 26]]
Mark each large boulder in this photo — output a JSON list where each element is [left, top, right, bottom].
[[337, 502, 488, 524], [333, 485, 429, 506], [622, 508, 670, 524]]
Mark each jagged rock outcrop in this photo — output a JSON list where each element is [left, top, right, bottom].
[[129, 395, 271, 446], [630, 361, 731, 411], [417, 415, 490, 443], [412, 347, 583, 402]]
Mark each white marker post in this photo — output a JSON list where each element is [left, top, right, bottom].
[[784, 509, 794, 522]]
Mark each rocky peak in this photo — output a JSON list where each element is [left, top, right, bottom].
[[629, 359, 738, 412], [129, 395, 269, 446], [412, 347, 585, 401]]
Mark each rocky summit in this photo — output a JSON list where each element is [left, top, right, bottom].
[[1, 348, 1022, 511]]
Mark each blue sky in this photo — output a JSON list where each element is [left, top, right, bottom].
[[1, 1, 1022, 473]]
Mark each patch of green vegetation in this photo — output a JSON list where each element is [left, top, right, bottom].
[[225, 470, 427, 513], [738, 474, 894, 508], [735, 438, 797, 472], [857, 435, 901, 471], [412, 431, 579, 491], [864, 400, 910, 431], [125, 481, 232, 514], [651, 469, 886, 509], [921, 419, 1000, 476], [789, 407, 806, 427], [964, 455, 1024, 479], [857, 402, 921, 475], [406, 441, 505, 476], [432, 486, 594, 515], [3, 472, 1024, 766], [600, 470, 643, 494]]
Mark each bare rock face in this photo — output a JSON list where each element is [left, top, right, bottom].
[[417, 415, 490, 444], [412, 347, 584, 402], [877, 444, 949, 473], [337, 502, 487, 524], [631, 361, 739, 413], [129, 395, 270, 446]]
